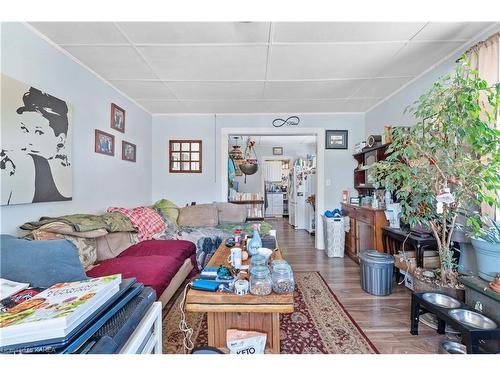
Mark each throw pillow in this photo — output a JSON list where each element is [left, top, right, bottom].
[[216, 202, 247, 224], [153, 199, 180, 223], [177, 204, 219, 227], [0, 235, 88, 288]]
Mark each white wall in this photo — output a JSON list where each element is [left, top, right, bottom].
[[0, 23, 152, 235], [152, 113, 364, 211], [365, 24, 500, 136], [152, 114, 217, 206]]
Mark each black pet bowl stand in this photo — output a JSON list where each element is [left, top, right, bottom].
[[410, 292, 500, 354]]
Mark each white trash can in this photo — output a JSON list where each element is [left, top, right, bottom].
[[322, 215, 349, 257]]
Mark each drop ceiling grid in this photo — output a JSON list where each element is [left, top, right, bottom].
[[28, 22, 496, 113]]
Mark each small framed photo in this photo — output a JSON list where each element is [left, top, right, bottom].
[[110, 103, 125, 133], [273, 147, 283, 155], [122, 141, 136, 162], [326, 130, 348, 150], [95, 129, 115, 156]]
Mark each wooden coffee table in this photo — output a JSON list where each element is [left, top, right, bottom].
[[185, 241, 294, 354]]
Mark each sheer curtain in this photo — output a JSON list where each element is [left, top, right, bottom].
[[466, 32, 500, 219]]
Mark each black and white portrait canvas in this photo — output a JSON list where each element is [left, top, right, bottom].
[[1, 74, 72, 205]]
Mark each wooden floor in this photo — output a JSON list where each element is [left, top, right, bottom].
[[271, 218, 453, 354]]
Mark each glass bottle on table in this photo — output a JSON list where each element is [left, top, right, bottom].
[[247, 223, 262, 256]]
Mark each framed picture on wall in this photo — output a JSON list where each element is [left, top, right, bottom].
[[110, 103, 125, 133], [273, 147, 283, 155], [325, 130, 348, 149], [95, 129, 115, 156], [122, 141, 136, 162]]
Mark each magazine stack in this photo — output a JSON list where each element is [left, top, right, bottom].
[[0, 275, 121, 348]]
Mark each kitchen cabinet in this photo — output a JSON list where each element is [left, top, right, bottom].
[[265, 192, 284, 217], [341, 203, 388, 263]]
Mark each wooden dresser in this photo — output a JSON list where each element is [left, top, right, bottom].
[[341, 203, 388, 263]]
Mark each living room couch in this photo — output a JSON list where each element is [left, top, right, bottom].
[[86, 239, 197, 306]]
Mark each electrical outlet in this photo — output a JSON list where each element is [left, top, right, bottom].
[[325, 179, 331, 186]]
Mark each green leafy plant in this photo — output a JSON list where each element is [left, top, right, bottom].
[[475, 217, 500, 243], [373, 59, 500, 286]]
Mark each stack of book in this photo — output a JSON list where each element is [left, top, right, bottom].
[[0, 275, 121, 349]]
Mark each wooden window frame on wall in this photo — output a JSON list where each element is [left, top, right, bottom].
[[169, 140, 202, 173]]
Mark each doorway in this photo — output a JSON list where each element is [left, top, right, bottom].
[[220, 128, 325, 250]]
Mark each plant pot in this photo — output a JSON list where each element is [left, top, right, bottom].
[[471, 238, 500, 282], [457, 242, 478, 276], [239, 162, 258, 175]]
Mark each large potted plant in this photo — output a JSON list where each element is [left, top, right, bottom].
[[373, 60, 499, 293]]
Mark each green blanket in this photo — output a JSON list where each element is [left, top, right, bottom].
[[20, 212, 135, 233]]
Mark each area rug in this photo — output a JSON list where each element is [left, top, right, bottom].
[[162, 272, 378, 354]]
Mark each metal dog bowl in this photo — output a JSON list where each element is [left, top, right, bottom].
[[422, 293, 461, 309], [448, 309, 498, 330], [438, 341, 467, 354]]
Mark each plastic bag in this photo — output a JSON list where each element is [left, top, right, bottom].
[[226, 329, 267, 354]]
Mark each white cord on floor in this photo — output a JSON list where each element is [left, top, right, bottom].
[[398, 232, 412, 285], [178, 283, 194, 353]]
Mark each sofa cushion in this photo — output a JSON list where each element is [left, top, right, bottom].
[[0, 234, 88, 288], [118, 239, 196, 260], [177, 204, 218, 227], [86, 255, 186, 297], [96, 232, 135, 262], [216, 202, 247, 224]]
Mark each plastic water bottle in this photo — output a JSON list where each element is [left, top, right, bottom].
[[247, 224, 262, 256]]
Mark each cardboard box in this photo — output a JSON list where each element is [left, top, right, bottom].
[[394, 250, 440, 274]]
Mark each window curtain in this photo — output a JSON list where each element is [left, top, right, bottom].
[[466, 32, 500, 219]]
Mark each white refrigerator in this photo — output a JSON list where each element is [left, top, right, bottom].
[[288, 166, 306, 229]]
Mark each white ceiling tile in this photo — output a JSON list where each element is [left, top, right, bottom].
[[138, 45, 268, 80], [264, 79, 369, 99], [350, 76, 413, 98], [117, 22, 270, 44], [380, 41, 464, 76], [268, 43, 405, 80], [29, 22, 128, 44], [413, 22, 495, 41], [273, 22, 425, 43], [109, 80, 176, 99], [265, 99, 362, 113], [63, 46, 156, 79], [341, 98, 383, 112], [137, 100, 188, 113], [167, 81, 264, 100], [182, 100, 270, 113]]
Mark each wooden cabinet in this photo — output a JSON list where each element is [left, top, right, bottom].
[[341, 203, 388, 263]]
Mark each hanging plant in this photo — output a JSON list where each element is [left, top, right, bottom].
[[239, 138, 259, 181]]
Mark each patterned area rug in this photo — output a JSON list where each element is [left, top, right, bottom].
[[162, 272, 378, 354]]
